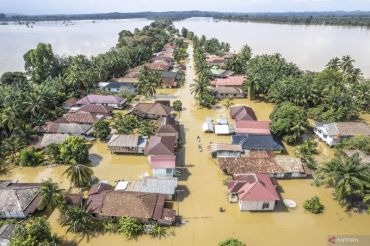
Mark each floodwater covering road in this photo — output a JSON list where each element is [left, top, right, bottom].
[[1, 44, 370, 246]]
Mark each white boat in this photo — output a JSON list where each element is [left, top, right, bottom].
[[283, 199, 297, 208]]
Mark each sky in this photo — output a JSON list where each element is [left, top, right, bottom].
[[1, 0, 370, 15]]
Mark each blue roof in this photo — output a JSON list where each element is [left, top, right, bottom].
[[105, 82, 137, 89], [232, 134, 284, 151]]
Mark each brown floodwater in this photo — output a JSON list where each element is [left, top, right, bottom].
[[1, 44, 369, 246]]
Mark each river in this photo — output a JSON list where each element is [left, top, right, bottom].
[[1, 18, 370, 76]]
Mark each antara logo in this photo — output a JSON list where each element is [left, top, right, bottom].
[[328, 236, 336, 244]]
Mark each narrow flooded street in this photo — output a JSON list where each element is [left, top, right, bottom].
[[1, 44, 369, 246]]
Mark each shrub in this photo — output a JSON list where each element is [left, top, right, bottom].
[[19, 148, 44, 167], [60, 136, 89, 164], [93, 119, 111, 141], [219, 238, 246, 246], [118, 217, 144, 238], [303, 196, 324, 214]]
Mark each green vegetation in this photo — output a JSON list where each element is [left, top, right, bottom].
[[172, 100, 183, 117], [118, 217, 144, 239], [295, 139, 318, 170], [60, 136, 89, 164], [63, 163, 94, 188], [225, 45, 252, 74], [270, 102, 309, 144], [219, 238, 246, 246], [112, 113, 157, 137], [138, 66, 161, 98], [303, 196, 324, 214], [174, 47, 189, 63], [316, 154, 370, 210], [337, 135, 370, 155], [37, 180, 64, 211], [0, 20, 175, 169], [10, 216, 61, 246], [61, 205, 93, 234], [19, 147, 44, 167], [93, 119, 111, 141]]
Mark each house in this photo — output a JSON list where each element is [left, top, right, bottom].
[[232, 134, 284, 153], [54, 111, 97, 124], [41, 122, 93, 137], [209, 66, 233, 78], [86, 188, 175, 225], [208, 143, 243, 158], [145, 60, 172, 71], [35, 133, 69, 148], [227, 173, 280, 211], [156, 116, 179, 141], [0, 224, 15, 246], [62, 98, 78, 110], [160, 71, 178, 88], [0, 181, 41, 219], [230, 106, 257, 122], [115, 177, 178, 200], [65, 193, 83, 206], [206, 55, 226, 66], [132, 101, 171, 119], [145, 136, 176, 156], [210, 86, 245, 99], [76, 104, 113, 117], [108, 134, 147, 154], [75, 94, 127, 109], [148, 155, 176, 177], [214, 124, 235, 135], [314, 122, 370, 146], [98, 81, 138, 94], [202, 117, 214, 133], [210, 76, 244, 87], [123, 66, 143, 79], [153, 54, 174, 64], [273, 156, 308, 178], [235, 121, 270, 135], [344, 150, 370, 164]]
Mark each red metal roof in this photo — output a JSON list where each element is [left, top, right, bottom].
[[235, 121, 270, 135], [211, 76, 245, 87], [149, 155, 176, 169], [228, 173, 279, 201]]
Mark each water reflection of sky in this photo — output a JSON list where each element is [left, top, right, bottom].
[[175, 18, 370, 77], [0, 19, 151, 74]]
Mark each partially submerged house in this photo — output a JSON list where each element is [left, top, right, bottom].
[[206, 55, 226, 66], [314, 122, 370, 146], [227, 173, 280, 211], [108, 134, 147, 154], [145, 136, 176, 156], [86, 187, 175, 225], [54, 111, 97, 125], [232, 134, 284, 153], [98, 81, 138, 94], [218, 151, 284, 176], [0, 224, 15, 246], [230, 106, 257, 122], [145, 60, 172, 71], [160, 71, 179, 88], [148, 155, 177, 177], [41, 122, 93, 138], [0, 181, 41, 219], [115, 177, 178, 200], [62, 97, 78, 110], [76, 104, 113, 117], [344, 150, 370, 164], [214, 124, 235, 135], [208, 143, 243, 158], [209, 66, 233, 78], [156, 116, 180, 141], [273, 156, 308, 178], [210, 76, 244, 88], [132, 101, 171, 119], [235, 121, 271, 135], [35, 133, 69, 148], [75, 94, 127, 109], [210, 86, 245, 99]]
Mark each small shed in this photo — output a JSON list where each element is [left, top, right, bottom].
[[215, 124, 235, 135], [108, 134, 147, 154], [209, 143, 243, 158], [148, 155, 176, 177], [202, 117, 214, 133]]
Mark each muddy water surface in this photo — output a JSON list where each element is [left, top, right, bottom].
[[1, 45, 369, 246]]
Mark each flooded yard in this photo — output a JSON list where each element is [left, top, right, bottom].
[[1, 44, 369, 246]]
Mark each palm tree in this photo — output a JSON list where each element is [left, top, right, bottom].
[[38, 179, 64, 210], [61, 205, 92, 234], [326, 57, 340, 70], [63, 164, 94, 188], [223, 98, 234, 121], [316, 154, 370, 207]]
